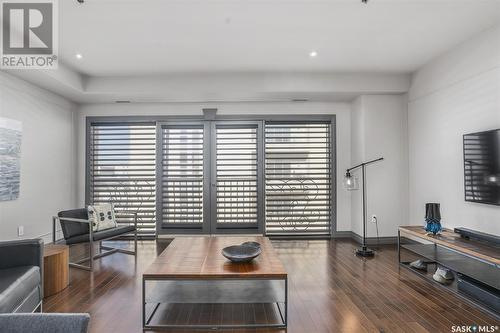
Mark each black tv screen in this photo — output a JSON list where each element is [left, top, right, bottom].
[[463, 129, 500, 206]]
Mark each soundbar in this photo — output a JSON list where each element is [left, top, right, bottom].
[[454, 227, 500, 245]]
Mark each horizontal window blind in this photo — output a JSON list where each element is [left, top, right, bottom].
[[89, 122, 156, 237], [215, 124, 258, 225], [265, 122, 332, 236], [161, 125, 204, 226]]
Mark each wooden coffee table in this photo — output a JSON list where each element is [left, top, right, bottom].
[[142, 236, 287, 331]]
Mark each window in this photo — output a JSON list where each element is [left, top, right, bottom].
[[213, 123, 262, 229], [265, 122, 332, 236], [159, 124, 206, 228], [88, 122, 156, 237], [87, 117, 334, 237]]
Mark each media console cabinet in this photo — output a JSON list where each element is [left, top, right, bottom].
[[398, 226, 500, 319]]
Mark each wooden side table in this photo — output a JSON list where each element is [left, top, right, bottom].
[[43, 244, 69, 298]]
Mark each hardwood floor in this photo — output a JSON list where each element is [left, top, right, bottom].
[[43, 239, 499, 333]]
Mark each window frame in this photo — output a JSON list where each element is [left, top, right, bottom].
[[210, 120, 264, 234], [156, 121, 211, 234], [85, 115, 337, 238], [264, 121, 334, 236], [85, 120, 157, 238]]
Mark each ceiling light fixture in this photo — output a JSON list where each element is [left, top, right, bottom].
[[75, 53, 83, 59], [309, 51, 318, 57]]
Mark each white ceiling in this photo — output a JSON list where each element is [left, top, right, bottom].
[[60, 0, 500, 76]]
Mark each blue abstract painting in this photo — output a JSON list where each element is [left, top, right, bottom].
[[0, 118, 22, 201]]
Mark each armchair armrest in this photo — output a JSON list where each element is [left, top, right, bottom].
[[52, 216, 92, 243], [53, 216, 91, 224], [0, 238, 43, 270]]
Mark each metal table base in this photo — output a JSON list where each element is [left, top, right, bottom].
[[142, 277, 288, 331]]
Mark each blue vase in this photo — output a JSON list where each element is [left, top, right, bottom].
[[424, 203, 442, 235], [425, 218, 442, 235]]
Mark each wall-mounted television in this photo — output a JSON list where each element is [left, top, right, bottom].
[[463, 129, 500, 206]]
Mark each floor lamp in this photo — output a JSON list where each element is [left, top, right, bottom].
[[343, 157, 384, 257]]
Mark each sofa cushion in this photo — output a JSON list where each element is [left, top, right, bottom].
[[63, 225, 136, 245], [0, 313, 90, 333], [0, 266, 41, 313], [58, 209, 90, 239]]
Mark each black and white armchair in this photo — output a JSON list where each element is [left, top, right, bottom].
[[52, 208, 137, 271]]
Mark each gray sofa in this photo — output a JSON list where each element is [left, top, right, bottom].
[[0, 313, 90, 333], [0, 239, 43, 313]]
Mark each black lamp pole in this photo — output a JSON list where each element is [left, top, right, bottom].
[[346, 157, 384, 257]]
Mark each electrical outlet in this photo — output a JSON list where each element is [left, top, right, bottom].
[[18, 226, 24, 236], [371, 215, 377, 223]]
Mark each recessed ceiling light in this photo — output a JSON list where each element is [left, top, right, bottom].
[[309, 51, 318, 58], [75, 53, 83, 59]]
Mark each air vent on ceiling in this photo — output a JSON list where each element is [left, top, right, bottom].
[[115, 100, 131, 103]]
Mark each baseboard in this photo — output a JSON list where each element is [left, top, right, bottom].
[[269, 235, 331, 240], [351, 232, 398, 245], [331, 231, 352, 239], [333, 231, 397, 245], [156, 231, 397, 244]]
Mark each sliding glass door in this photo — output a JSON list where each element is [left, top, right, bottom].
[[211, 122, 263, 232], [88, 117, 334, 237], [158, 121, 263, 234], [158, 122, 210, 233]]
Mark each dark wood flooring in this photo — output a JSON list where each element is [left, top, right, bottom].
[[43, 239, 499, 333]]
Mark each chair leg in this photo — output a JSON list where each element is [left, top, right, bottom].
[[134, 212, 138, 256], [70, 263, 91, 271], [33, 301, 43, 313], [69, 232, 137, 271], [134, 229, 138, 256], [89, 241, 94, 272], [52, 217, 57, 244]]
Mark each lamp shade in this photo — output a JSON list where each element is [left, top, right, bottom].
[[425, 203, 441, 220], [343, 172, 359, 190]]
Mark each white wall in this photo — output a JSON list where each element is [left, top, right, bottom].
[[350, 97, 365, 236], [75, 102, 352, 233], [0, 72, 76, 242], [350, 95, 409, 238], [408, 25, 500, 236]]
